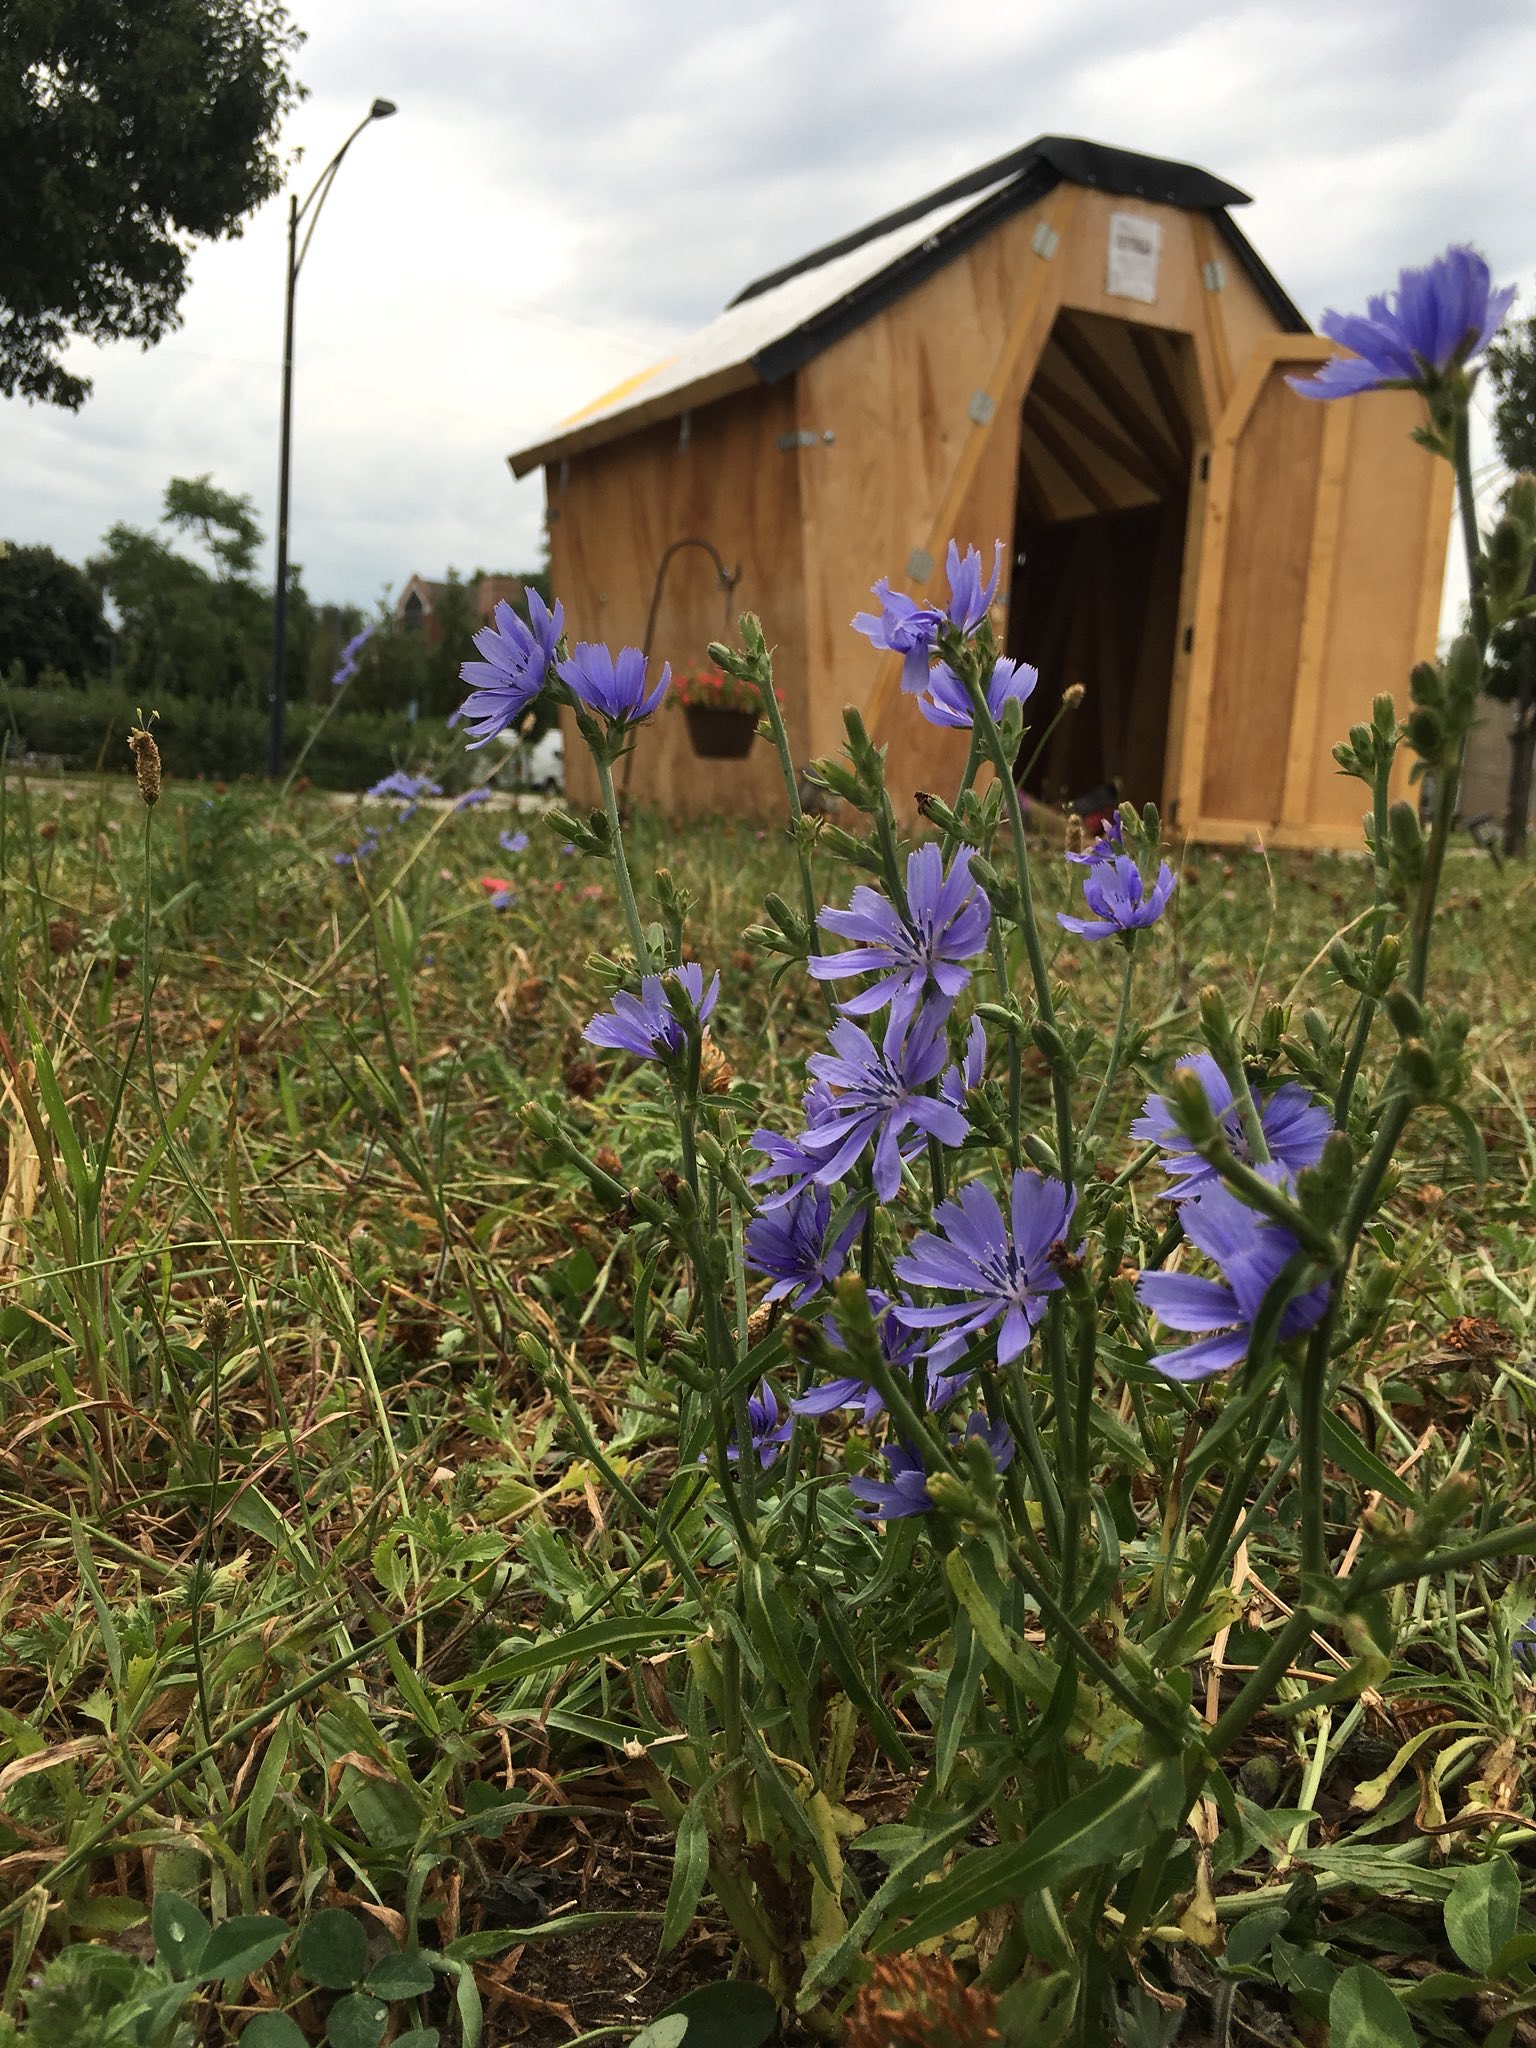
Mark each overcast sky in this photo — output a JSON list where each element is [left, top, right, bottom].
[[7, 0, 1534, 617]]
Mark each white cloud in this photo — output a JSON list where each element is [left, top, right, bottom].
[[6, 0, 1534, 611]]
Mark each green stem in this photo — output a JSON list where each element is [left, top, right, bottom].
[[752, 665, 836, 1016], [1297, 1310, 1337, 1586], [1409, 403, 1485, 999], [1204, 1609, 1315, 1760], [1081, 942, 1137, 1147], [962, 677, 1075, 1182], [592, 747, 652, 968]]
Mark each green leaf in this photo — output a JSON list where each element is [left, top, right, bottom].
[[293, 1907, 369, 1989], [326, 1990, 391, 2048], [151, 1891, 209, 1977], [1445, 1855, 1519, 1976], [629, 2021, 689, 2048], [1319, 1410, 1421, 1508], [655, 1980, 777, 2047], [392, 2033, 441, 2048], [659, 1793, 713, 1957], [1329, 1963, 1417, 2048], [194, 1913, 289, 1983], [440, 1614, 697, 1693], [876, 1761, 1184, 1953], [442, 1954, 483, 2048], [238, 2016, 310, 2048], [365, 1950, 437, 2000]]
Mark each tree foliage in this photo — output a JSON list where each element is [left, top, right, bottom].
[[0, 0, 304, 408], [1485, 298, 1536, 851], [1488, 305, 1536, 477], [0, 541, 107, 681]]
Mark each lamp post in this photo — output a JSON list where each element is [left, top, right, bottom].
[[268, 98, 397, 780]]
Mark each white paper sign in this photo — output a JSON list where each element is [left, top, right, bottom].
[[1106, 212, 1162, 304]]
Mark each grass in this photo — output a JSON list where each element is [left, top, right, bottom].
[[1, 761, 1534, 2044]]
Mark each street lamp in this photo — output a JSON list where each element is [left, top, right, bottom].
[[268, 98, 397, 780]]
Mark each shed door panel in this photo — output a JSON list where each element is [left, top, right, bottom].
[[1178, 339, 1450, 844]]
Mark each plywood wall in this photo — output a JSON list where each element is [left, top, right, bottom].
[[797, 185, 1282, 819], [1174, 338, 1452, 846], [547, 382, 808, 819]]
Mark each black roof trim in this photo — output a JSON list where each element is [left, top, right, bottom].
[[749, 161, 1062, 387], [730, 135, 1252, 310]]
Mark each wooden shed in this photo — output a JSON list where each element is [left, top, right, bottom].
[[510, 137, 1452, 844]]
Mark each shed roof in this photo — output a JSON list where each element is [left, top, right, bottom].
[[508, 136, 1307, 478]]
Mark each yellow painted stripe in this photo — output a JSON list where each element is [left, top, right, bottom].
[[558, 355, 680, 427]]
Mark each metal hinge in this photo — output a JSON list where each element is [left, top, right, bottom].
[[968, 390, 996, 427], [1031, 221, 1060, 261], [1199, 453, 1210, 482], [777, 429, 836, 450], [1202, 258, 1226, 292], [1183, 626, 1194, 654], [906, 547, 935, 582]]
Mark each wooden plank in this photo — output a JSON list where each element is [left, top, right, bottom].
[[1161, 434, 1211, 828], [1024, 401, 1122, 514], [1030, 368, 1175, 494], [1280, 400, 1354, 824], [861, 186, 1082, 746], [1188, 213, 1234, 412], [1055, 312, 1183, 480], [1129, 324, 1193, 461]]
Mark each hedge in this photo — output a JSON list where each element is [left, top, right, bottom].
[[0, 681, 465, 792]]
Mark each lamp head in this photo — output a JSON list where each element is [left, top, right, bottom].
[[370, 98, 397, 119]]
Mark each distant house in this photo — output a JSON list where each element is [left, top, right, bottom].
[[394, 573, 524, 647]]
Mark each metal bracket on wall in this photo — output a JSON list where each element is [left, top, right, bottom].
[[906, 547, 935, 582], [777, 429, 834, 450], [1030, 221, 1060, 260], [678, 410, 691, 451], [1202, 258, 1226, 292], [967, 390, 996, 427]]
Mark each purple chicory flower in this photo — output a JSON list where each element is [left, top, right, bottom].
[[1065, 812, 1126, 867], [331, 623, 375, 689], [941, 540, 1004, 632], [1131, 1053, 1331, 1201], [499, 828, 530, 855], [800, 1002, 969, 1203], [457, 592, 564, 747], [893, 1171, 1076, 1365], [745, 1183, 864, 1309], [367, 770, 441, 805], [1136, 1184, 1330, 1381], [848, 1412, 1014, 1521], [808, 844, 992, 1022], [722, 1380, 794, 1469], [1289, 247, 1516, 402], [749, 1082, 843, 1210], [916, 655, 1039, 731], [454, 787, 492, 811], [793, 1290, 972, 1424], [583, 961, 719, 1062], [1058, 854, 1175, 941], [556, 643, 670, 725], [852, 582, 945, 694]]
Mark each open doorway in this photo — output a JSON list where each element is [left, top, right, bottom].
[[1006, 310, 1201, 816]]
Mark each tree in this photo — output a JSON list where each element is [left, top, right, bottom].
[[1486, 303, 1536, 854], [0, 541, 107, 680], [90, 475, 271, 702], [0, 0, 304, 408]]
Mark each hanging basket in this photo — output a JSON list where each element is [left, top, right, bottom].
[[683, 705, 758, 759]]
